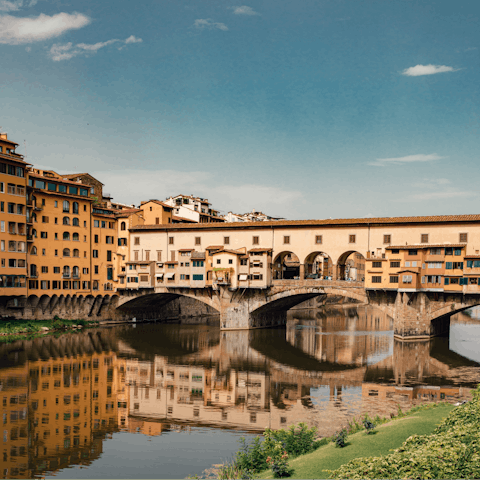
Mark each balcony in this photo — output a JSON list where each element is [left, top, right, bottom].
[[72, 274, 80, 279], [33, 205, 43, 211], [62, 273, 71, 279], [27, 235, 34, 242], [29, 273, 38, 279]]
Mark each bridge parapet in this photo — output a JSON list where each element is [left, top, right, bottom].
[[272, 279, 364, 289]]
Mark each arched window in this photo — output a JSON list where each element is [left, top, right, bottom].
[[72, 218, 79, 226], [72, 233, 79, 241], [30, 264, 37, 276], [31, 246, 37, 255], [32, 213, 37, 222], [72, 266, 79, 278], [32, 229, 37, 238], [31, 195, 37, 207], [121, 222, 126, 231], [93, 280, 99, 290], [72, 202, 79, 214], [63, 200, 70, 213], [73, 249, 79, 257], [63, 266, 70, 277], [63, 216, 70, 225], [63, 232, 70, 241], [63, 248, 70, 257]]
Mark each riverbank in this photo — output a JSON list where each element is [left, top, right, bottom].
[[0, 317, 99, 341], [257, 403, 455, 479]]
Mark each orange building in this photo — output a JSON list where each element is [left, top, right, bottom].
[[139, 200, 173, 225], [26, 169, 93, 295], [0, 133, 28, 296]]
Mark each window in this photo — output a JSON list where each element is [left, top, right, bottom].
[[389, 276, 398, 283], [72, 218, 79, 226], [169, 237, 174, 245], [252, 236, 259, 245], [192, 274, 203, 280], [63, 201, 69, 213], [195, 237, 201, 245], [383, 235, 391, 244], [72, 202, 79, 214], [121, 222, 126, 231], [92, 250, 98, 258], [460, 233, 468, 243], [349, 235, 356, 244], [390, 261, 400, 268], [402, 275, 413, 284], [408, 249, 418, 256], [63, 232, 70, 240], [157, 251, 162, 261], [371, 276, 382, 283], [94, 220, 99, 228], [391, 249, 399, 254], [216, 259, 221, 265], [41, 216, 48, 223], [283, 236, 290, 244], [192, 260, 204, 267], [427, 262, 442, 269], [63, 248, 70, 257], [145, 251, 150, 261], [315, 235, 322, 244], [421, 234, 429, 243], [40, 232, 47, 239], [430, 248, 442, 255], [54, 267, 60, 273], [224, 236, 230, 245], [240, 258, 248, 266], [107, 251, 112, 262], [372, 261, 382, 268], [454, 248, 462, 256]]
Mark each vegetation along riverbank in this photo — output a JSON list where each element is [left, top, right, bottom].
[[0, 316, 99, 343], [205, 391, 480, 480]]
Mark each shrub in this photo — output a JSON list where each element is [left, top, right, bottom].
[[266, 441, 291, 478], [363, 417, 376, 434], [332, 428, 348, 448]]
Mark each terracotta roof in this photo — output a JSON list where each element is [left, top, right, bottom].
[[0, 152, 29, 165], [191, 252, 206, 260], [130, 214, 480, 232], [212, 249, 245, 256], [172, 215, 197, 223], [386, 244, 467, 250], [248, 248, 273, 253], [397, 268, 421, 273], [366, 258, 387, 262], [61, 173, 104, 185], [126, 261, 153, 265], [164, 261, 178, 265], [179, 248, 195, 252], [28, 172, 92, 187], [464, 255, 480, 259], [141, 199, 173, 210], [206, 245, 224, 250]]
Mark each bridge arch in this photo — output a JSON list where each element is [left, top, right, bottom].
[[336, 250, 366, 282], [303, 251, 334, 279], [273, 251, 301, 280]]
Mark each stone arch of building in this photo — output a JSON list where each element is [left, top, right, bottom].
[[273, 251, 302, 280], [336, 250, 367, 282], [303, 251, 334, 279]]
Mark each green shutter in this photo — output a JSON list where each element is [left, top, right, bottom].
[[444, 277, 450, 285], [467, 260, 473, 268], [446, 262, 453, 269]]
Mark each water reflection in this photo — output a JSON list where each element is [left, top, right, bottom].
[[1, 305, 479, 479]]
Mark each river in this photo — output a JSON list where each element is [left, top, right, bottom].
[[1, 305, 479, 479]]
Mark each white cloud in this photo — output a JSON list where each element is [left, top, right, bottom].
[[231, 6, 260, 16], [49, 35, 143, 61], [402, 64, 458, 76], [368, 153, 443, 167], [412, 178, 450, 188], [410, 191, 477, 201], [0, 12, 90, 45], [193, 18, 228, 31], [0, 0, 23, 12]]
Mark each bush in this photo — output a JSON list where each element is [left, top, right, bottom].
[[363, 417, 376, 434], [332, 428, 348, 448]]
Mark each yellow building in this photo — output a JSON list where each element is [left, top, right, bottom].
[[26, 169, 93, 295], [0, 133, 28, 296], [139, 200, 173, 225]]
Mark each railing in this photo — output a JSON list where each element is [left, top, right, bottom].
[[62, 273, 71, 278], [272, 279, 365, 288], [27, 235, 34, 241]]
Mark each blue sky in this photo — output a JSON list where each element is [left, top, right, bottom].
[[1, 0, 479, 219]]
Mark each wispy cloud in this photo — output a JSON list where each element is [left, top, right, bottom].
[[0, 0, 23, 11], [193, 18, 228, 31], [0, 12, 90, 44], [231, 6, 260, 16], [368, 153, 443, 167], [49, 35, 142, 61], [412, 178, 450, 189], [410, 191, 477, 201], [402, 64, 458, 76]]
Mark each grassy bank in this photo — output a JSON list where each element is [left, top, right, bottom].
[[257, 403, 455, 479], [0, 317, 99, 341]]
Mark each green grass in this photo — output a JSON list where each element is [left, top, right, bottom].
[[258, 403, 455, 479], [0, 318, 98, 337]]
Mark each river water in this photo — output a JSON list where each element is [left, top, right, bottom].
[[1, 305, 479, 479]]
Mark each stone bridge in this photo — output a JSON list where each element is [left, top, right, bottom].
[[3, 279, 480, 338]]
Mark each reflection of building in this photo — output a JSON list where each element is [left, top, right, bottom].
[[0, 347, 124, 479]]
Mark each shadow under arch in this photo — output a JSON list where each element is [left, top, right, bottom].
[[303, 251, 334, 279], [336, 250, 366, 282], [273, 251, 301, 280]]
